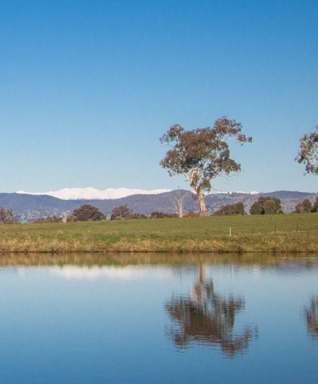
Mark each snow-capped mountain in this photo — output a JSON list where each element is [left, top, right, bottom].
[[211, 190, 259, 195], [17, 187, 171, 200]]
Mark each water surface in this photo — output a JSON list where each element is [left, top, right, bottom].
[[0, 256, 317, 383]]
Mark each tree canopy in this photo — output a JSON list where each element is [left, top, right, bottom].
[[296, 126, 318, 174], [250, 197, 282, 215], [72, 204, 105, 221], [214, 202, 245, 216], [160, 117, 252, 215], [111, 205, 133, 220], [295, 199, 313, 214], [0, 208, 16, 224]]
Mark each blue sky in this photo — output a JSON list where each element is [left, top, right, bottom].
[[0, 0, 317, 193]]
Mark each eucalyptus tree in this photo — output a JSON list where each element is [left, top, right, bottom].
[[250, 197, 282, 215], [296, 126, 318, 174], [0, 208, 16, 224], [295, 199, 312, 214], [72, 204, 105, 221], [160, 117, 252, 215], [173, 189, 188, 218]]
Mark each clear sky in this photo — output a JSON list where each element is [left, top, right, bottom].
[[0, 0, 317, 193]]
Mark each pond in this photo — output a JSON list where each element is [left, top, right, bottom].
[[0, 255, 317, 383]]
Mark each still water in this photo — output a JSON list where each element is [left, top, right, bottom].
[[0, 257, 317, 383]]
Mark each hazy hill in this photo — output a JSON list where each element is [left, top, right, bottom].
[[0, 190, 316, 221]]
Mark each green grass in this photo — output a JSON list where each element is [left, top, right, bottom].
[[0, 213, 317, 254]]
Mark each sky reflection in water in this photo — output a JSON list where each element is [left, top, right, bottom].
[[0, 259, 317, 383]]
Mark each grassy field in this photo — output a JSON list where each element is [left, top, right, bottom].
[[0, 213, 317, 254]]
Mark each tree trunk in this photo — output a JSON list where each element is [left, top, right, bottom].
[[197, 189, 208, 216], [175, 198, 184, 218]]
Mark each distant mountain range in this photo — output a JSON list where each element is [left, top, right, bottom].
[[0, 189, 316, 221], [17, 187, 171, 200]]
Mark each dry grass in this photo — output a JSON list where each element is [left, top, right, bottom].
[[0, 252, 316, 267]]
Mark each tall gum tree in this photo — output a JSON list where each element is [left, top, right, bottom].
[[296, 126, 318, 174], [160, 117, 252, 215]]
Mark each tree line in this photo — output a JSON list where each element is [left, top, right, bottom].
[[30, 204, 179, 223], [203, 195, 318, 216], [28, 194, 318, 224]]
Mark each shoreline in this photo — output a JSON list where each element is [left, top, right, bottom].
[[0, 251, 317, 268], [0, 235, 317, 255]]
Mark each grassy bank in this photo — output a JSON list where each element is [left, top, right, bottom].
[[0, 213, 317, 254], [0, 252, 317, 267]]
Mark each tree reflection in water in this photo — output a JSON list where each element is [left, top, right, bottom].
[[165, 265, 256, 357], [305, 297, 318, 340]]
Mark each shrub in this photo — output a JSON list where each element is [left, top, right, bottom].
[[128, 213, 147, 219], [214, 202, 245, 216], [183, 212, 200, 218], [33, 216, 63, 224], [150, 211, 177, 219], [295, 199, 313, 213], [111, 205, 133, 220], [72, 205, 105, 221], [250, 197, 282, 215]]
